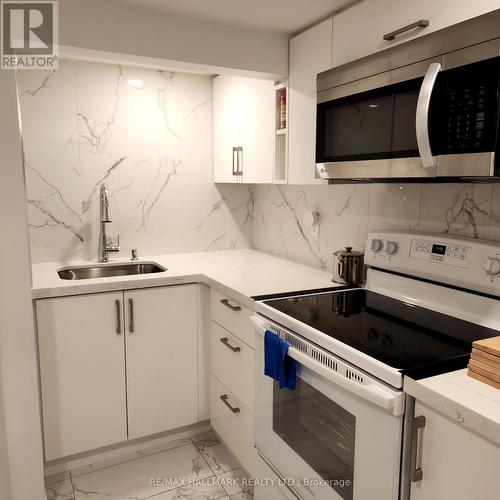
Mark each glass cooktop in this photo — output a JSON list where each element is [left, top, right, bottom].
[[263, 288, 499, 378]]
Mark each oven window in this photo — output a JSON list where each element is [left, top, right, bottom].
[[273, 378, 356, 500]]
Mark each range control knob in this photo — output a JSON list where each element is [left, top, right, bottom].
[[371, 238, 383, 253], [385, 240, 399, 255], [484, 257, 500, 276]]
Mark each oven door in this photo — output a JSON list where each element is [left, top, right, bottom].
[[252, 316, 404, 500]]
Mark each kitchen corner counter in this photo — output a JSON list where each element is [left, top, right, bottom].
[[31, 249, 336, 307], [404, 369, 500, 446]]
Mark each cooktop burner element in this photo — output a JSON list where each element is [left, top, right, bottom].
[[263, 288, 499, 378]]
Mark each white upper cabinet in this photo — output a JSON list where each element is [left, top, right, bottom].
[[213, 75, 275, 183], [287, 18, 332, 185], [125, 285, 199, 440], [333, 0, 500, 67]]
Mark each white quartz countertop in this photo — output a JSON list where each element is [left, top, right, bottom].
[[404, 369, 500, 446], [31, 249, 336, 307]]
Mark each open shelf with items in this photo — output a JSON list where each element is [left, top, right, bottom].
[[274, 82, 288, 183]]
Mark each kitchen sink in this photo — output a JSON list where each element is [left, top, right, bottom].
[[58, 262, 167, 280]]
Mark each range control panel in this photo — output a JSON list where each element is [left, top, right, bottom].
[[365, 231, 500, 297], [409, 239, 471, 268]]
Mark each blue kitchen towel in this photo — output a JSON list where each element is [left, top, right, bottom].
[[264, 330, 297, 390]]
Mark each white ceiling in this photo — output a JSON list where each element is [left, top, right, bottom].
[[112, 0, 358, 34]]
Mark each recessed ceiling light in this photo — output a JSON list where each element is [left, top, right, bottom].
[[127, 79, 144, 89], [368, 104, 379, 108]]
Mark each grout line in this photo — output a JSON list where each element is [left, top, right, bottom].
[[69, 440, 194, 480]]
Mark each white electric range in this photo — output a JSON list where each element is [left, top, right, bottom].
[[251, 231, 500, 500]]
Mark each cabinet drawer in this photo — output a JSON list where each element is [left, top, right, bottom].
[[210, 375, 255, 475], [211, 321, 254, 410], [210, 289, 254, 348]]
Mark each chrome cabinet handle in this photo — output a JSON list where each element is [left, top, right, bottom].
[[128, 298, 134, 333], [383, 20, 429, 40], [232, 147, 243, 176], [220, 298, 241, 311], [416, 62, 441, 168], [220, 394, 240, 414], [238, 147, 243, 176], [220, 337, 241, 352], [410, 415, 426, 482], [115, 299, 121, 335]]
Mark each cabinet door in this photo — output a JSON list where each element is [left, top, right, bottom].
[[240, 78, 274, 184], [213, 75, 240, 183], [288, 18, 332, 185], [124, 285, 198, 439], [213, 75, 274, 184], [332, 0, 500, 67], [410, 402, 500, 500], [37, 292, 127, 460]]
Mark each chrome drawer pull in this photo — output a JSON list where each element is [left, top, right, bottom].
[[410, 415, 426, 482], [128, 298, 134, 333], [115, 300, 121, 335], [220, 298, 241, 311], [383, 20, 429, 41], [220, 394, 240, 414], [220, 337, 241, 352]]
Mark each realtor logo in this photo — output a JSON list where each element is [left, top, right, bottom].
[[1, 0, 58, 69]]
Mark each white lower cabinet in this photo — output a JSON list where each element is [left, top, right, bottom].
[[410, 402, 500, 500], [210, 320, 254, 410], [37, 292, 128, 461], [125, 285, 198, 440], [210, 375, 255, 473], [36, 284, 199, 460], [209, 289, 256, 474]]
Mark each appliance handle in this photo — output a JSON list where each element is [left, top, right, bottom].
[[416, 62, 441, 168], [251, 315, 403, 415]]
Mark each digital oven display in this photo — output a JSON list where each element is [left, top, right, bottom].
[[432, 244, 446, 255]]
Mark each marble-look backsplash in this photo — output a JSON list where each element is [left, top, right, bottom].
[[16, 59, 500, 269], [254, 183, 500, 271], [17, 60, 253, 263]]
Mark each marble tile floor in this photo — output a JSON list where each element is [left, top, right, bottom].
[[45, 430, 253, 500]]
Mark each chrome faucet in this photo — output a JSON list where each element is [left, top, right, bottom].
[[97, 183, 120, 262]]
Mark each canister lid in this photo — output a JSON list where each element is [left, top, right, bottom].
[[333, 246, 364, 257]]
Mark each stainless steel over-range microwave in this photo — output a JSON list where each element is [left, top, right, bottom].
[[316, 10, 500, 182]]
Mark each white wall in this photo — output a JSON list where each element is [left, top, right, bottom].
[[0, 72, 46, 500], [59, 0, 289, 78]]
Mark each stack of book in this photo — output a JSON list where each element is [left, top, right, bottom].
[[467, 337, 500, 389]]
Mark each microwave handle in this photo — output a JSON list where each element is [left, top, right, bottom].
[[251, 315, 404, 416], [416, 62, 441, 168]]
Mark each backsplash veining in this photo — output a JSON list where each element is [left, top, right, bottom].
[[17, 60, 253, 263], [17, 60, 500, 269], [254, 183, 500, 271]]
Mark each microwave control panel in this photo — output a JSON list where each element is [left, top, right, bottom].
[[409, 239, 471, 268]]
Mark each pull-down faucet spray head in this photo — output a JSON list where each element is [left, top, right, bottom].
[[100, 183, 112, 223]]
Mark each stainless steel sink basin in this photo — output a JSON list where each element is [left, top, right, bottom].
[[58, 262, 166, 280]]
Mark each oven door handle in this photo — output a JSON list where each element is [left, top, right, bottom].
[[252, 315, 404, 416], [416, 62, 441, 168]]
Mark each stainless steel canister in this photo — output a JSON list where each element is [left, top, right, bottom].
[[333, 246, 364, 285]]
